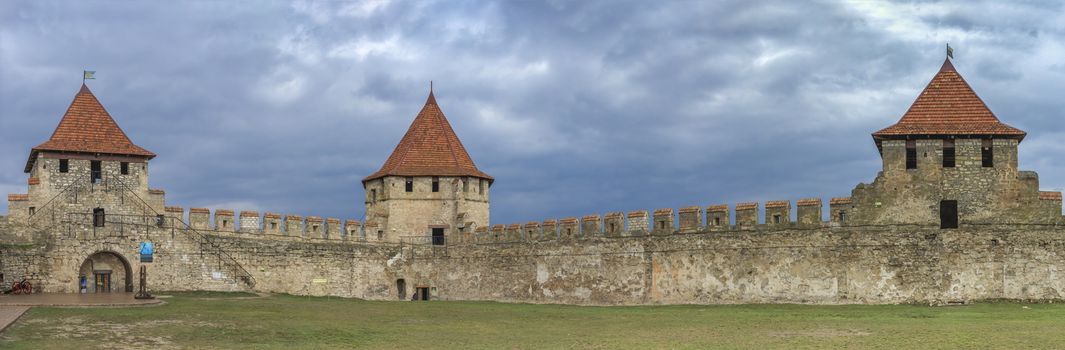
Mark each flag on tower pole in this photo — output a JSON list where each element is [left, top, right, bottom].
[[83, 70, 95, 82], [946, 43, 954, 60]]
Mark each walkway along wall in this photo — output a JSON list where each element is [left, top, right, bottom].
[[6, 216, 1065, 305]]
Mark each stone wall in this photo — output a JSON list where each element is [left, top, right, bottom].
[[6, 216, 1065, 305]]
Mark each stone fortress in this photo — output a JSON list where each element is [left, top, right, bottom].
[[1, 57, 1063, 305]]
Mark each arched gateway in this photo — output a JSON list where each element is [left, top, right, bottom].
[[78, 251, 133, 293]]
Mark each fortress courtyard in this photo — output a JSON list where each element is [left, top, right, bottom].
[[2, 292, 1065, 349]]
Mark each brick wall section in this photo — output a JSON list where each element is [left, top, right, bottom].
[[214, 210, 235, 232], [627, 210, 649, 235], [735, 203, 758, 227], [678, 206, 702, 233], [796, 199, 822, 226], [540, 219, 557, 241], [706, 204, 730, 229], [603, 212, 624, 237], [284, 215, 303, 236], [765, 201, 790, 226], [240, 211, 260, 233], [652, 208, 674, 235], [581, 215, 601, 238], [189, 208, 210, 230], [558, 217, 579, 241], [523, 222, 541, 242], [305, 216, 323, 238], [829, 197, 854, 224]]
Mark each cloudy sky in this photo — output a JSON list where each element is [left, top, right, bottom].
[[2, 1, 1064, 224]]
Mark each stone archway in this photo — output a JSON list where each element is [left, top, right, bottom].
[[78, 251, 133, 293]]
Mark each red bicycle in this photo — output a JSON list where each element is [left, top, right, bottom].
[[11, 278, 32, 295]]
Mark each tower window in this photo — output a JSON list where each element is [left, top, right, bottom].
[[121, 162, 129, 175], [59, 159, 69, 173], [773, 214, 781, 224], [432, 177, 439, 192], [838, 210, 847, 222], [942, 140, 955, 168], [713, 217, 721, 226], [479, 179, 485, 194], [90, 160, 102, 183], [462, 178, 468, 192], [371, 189, 377, 202], [29, 207, 35, 216], [982, 139, 993, 167], [405, 177, 413, 192], [905, 140, 917, 169], [93, 208, 106, 227]]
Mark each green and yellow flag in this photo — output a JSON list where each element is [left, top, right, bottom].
[[83, 70, 95, 80]]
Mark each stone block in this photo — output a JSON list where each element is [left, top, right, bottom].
[[626, 210, 649, 236], [796, 199, 822, 226], [581, 215, 601, 238], [735, 203, 757, 227], [678, 206, 702, 233]]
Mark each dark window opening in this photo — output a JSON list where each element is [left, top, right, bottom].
[[93, 208, 105, 227], [271, 222, 278, 230], [713, 217, 721, 226], [942, 140, 955, 168], [566, 228, 572, 236], [90, 160, 102, 183], [462, 178, 468, 192], [377, 230, 383, 240], [982, 139, 993, 167], [120, 162, 129, 175], [396, 279, 406, 300], [222, 220, 229, 228], [940, 200, 959, 229], [773, 214, 781, 224], [838, 210, 847, 223], [609, 223, 616, 232], [431, 177, 439, 192], [905, 140, 917, 169], [405, 177, 413, 192], [59, 159, 69, 173], [312, 224, 319, 232], [28, 207, 35, 216], [371, 189, 377, 202], [431, 227, 445, 246], [156, 215, 165, 227]]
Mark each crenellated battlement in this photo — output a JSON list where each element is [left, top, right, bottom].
[[158, 207, 373, 243], [457, 195, 1064, 245]]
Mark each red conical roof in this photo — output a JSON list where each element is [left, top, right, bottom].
[[363, 89, 492, 183], [873, 59, 1025, 144], [25, 84, 155, 172]]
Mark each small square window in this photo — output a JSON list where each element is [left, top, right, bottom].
[[432, 177, 440, 192], [59, 159, 69, 173], [405, 177, 414, 192], [121, 162, 129, 175]]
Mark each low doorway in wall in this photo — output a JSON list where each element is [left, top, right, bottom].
[[940, 200, 959, 229], [397, 279, 406, 300], [415, 286, 430, 301], [78, 251, 133, 293]]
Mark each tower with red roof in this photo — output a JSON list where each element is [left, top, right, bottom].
[[839, 57, 1060, 226], [362, 88, 492, 243]]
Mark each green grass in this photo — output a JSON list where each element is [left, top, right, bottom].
[[3, 293, 1065, 349]]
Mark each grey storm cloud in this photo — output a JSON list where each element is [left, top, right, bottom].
[[1, 0, 1064, 224]]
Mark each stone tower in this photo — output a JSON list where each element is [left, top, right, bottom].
[[362, 88, 492, 243], [7, 84, 165, 237], [842, 58, 1060, 226]]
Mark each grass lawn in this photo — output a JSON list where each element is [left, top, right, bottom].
[[2, 293, 1064, 349]]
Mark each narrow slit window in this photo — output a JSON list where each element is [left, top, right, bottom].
[[838, 210, 847, 222], [120, 162, 129, 175], [462, 178, 468, 192], [982, 139, 993, 167], [431, 177, 440, 192], [405, 177, 414, 192], [93, 208, 106, 227], [479, 179, 484, 194], [905, 140, 917, 169], [942, 140, 955, 168], [59, 159, 69, 173], [713, 217, 721, 226], [370, 189, 377, 202]]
